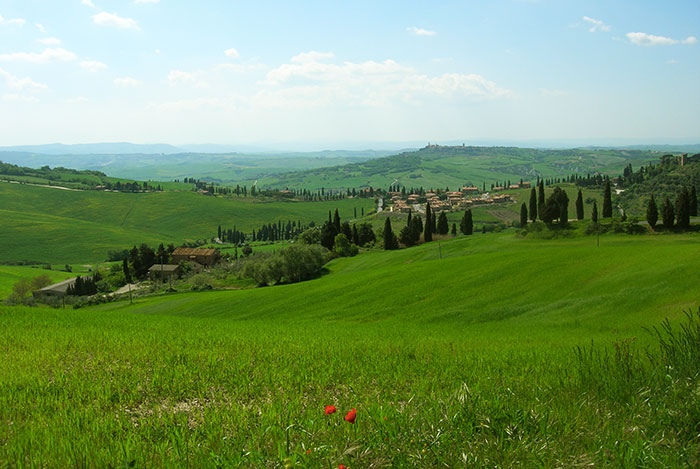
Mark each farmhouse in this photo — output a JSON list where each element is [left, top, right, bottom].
[[171, 247, 220, 266], [148, 264, 181, 280], [32, 277, 83, 299]]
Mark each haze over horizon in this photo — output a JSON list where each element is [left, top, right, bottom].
[[0, 0, 698, 146]]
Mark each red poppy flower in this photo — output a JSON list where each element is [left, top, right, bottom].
[[345, 408, 357, 424], [325, 405, 337, 415], [339, 465, 347, 469], [306, 449, 311, 454]]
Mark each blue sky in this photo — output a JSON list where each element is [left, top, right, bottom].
[[0, 0, 698, 146]]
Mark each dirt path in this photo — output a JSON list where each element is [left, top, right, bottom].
[[0, 179, 83, 191]]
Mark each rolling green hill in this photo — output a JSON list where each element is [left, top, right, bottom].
[[0, 182, 374, 264], [1, 232, 699, 466], [248, 146, 660, 191]]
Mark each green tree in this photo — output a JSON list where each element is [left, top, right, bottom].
[[592, 200, 599, 224], [675, 186, 690, 229], [383, 218, 399, 250], [122, 258, 131, 283], [602, 180, 613, 218], [661, 196, 675, 228], [424, 202, 433, 242], [646, 194, 658, 229], [351, 224, 360, 245], [357, 222, 376, 246], [529, 188, 537, 221], [575, 189, 584, 220], [537, 180, 545, 221], [333, 234, 358, 257], [320, 222, 337, 250], [451, 223, 457, 236], [520, 203, 528, 228], [690, 185, 698, 217], [437, 212, 449, 235], [333, 209, 341, 233], [460, 209, 473, 235]]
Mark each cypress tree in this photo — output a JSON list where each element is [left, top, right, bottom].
[[333, 209, 341, 233], [559, 189, 569, 227], [646, 195, 658, 229], [122, 258, 131, 284], [460, 209, 473, 235], [537, 180, 545, 221], [437, 212, 449, 235], [424, 203, 433, 242], [451, 223, 457, 236], [602, 181, 613, 218], [661, 196, 675, 228], [383, 218, 398, 250], [352, 224, 360, 245], [690, 185, 698, 217], [575, 189, 584, 220], [431, 211, 437, 234], [529, 188, 537, 221], [520, 203, 528, 228], [592, 200, 598, 224], [675, 186, 690, 229]]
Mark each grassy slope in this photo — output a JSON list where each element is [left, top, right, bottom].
[[0, 183, 374, 264], [1, 233, 699, 467], [93, 232, 699, 343], [249, 146, 658, 191], [0, 265, 74, 299]]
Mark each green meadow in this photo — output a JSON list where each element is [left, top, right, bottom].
[[0, 183, 373, 264], [2, 232, 699, 467]]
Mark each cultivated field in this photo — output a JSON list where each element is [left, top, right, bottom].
[[2, 232, 699, 467], [0, 183, 374, 264]]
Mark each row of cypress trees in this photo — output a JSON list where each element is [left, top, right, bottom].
[[646, 185, 697, 229]]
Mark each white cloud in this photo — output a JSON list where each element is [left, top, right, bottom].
[[155, 49, 161, 54], [407, 26, 436, 36], [0, 48, 77, 64], [0, 68, 48, 91], [582, 16, 610, 33], [167, 70, 208, 88], [224, 48, 240, 59], [93, 12, 139, 30], [114, 77, 142, 87], [37, 37, 61, 46], [259, 52, 511, 107], [81, 0, 96, 7], [2, 93, 39, 103], [666, 59, 678, 65], [0, 14, 26, 26], [626, 32, 697, 46], [134, 0, 160, 3], [36, 23, 46, 33], [66, 96, 89, 103], [80, 60, 108, 72]]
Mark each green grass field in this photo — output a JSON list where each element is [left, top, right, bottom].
[[1, 232, 699, 466], [0, 182, 374, 264]]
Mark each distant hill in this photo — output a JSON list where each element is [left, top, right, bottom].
[[0, 142, 185, 155], [0, 150, 393, 183], [247, 145, 665, 191]]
